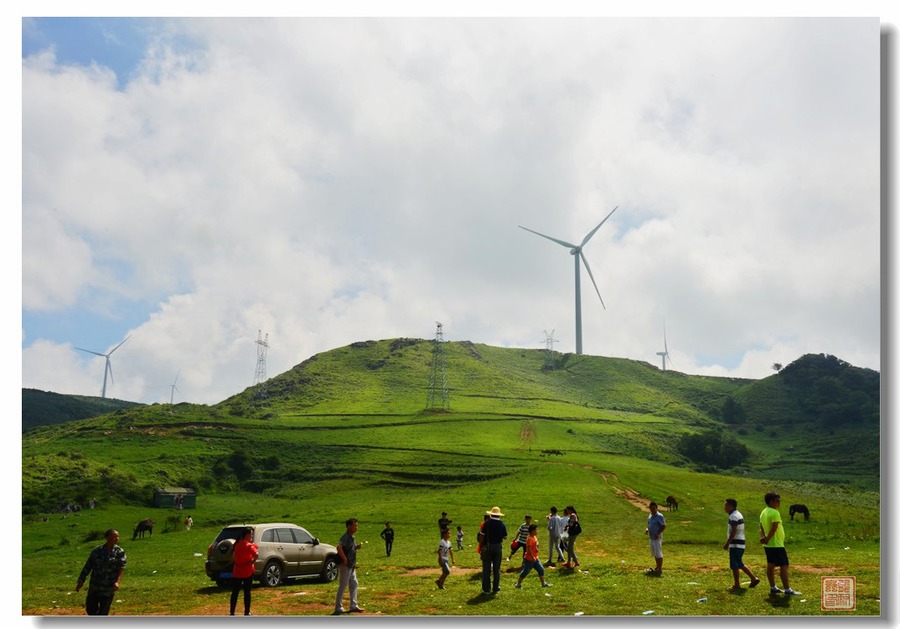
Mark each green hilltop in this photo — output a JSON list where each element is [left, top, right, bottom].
[[22, 339, 879, 514]]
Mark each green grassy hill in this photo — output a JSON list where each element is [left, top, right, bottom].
[[20, 339, 881, 617], [22, 388, 142, 432]]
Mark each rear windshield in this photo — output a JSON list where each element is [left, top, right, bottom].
[[215, 526, 249, 543]]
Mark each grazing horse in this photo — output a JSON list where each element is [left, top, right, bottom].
[[133, 518, 154, 540], [789, 504, 810, 521], [665, 496, 678, 511]]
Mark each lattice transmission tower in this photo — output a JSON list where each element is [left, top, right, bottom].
[[425, 322, 450, 412], [542, 329, 559, 371], [254, 330, 269, 386]]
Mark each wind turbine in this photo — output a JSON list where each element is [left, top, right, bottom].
[[656, 320, 671, 371], [520, 206, 618, 355], [169, 370, 181, 404], [75, 336, 131, 399]]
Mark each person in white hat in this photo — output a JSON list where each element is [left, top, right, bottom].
[[480, 507, 508, 594]]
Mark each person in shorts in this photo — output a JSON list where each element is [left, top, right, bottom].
[[645, 502, 666, 576], [435, 528, 454, 589], [723, 498, 760, 590], [759, 492, 801, 596]]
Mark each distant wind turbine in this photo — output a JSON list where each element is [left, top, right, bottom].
[[656, 320, 671, 371], [519, 206, 618, 355], [75, 336, 131, 399], [169, 370, 181, 404]]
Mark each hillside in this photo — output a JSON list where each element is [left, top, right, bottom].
[[22, 388, 142, 432], [21, 341, 879, 514]]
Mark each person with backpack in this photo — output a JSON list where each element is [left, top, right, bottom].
[[562, 506, 581, 568]]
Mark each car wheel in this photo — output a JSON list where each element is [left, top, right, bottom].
[[320, 557, 339, 583], [262, 560, 283, 587]]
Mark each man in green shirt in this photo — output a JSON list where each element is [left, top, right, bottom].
[[758, 492, 800, 596]]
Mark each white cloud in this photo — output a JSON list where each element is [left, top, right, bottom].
[[20, 17, 882, 404]]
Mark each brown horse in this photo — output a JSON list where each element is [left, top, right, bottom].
[[665, 496, 678, 511], [789, 504, 810, 521], [133, 518, 154, 540]]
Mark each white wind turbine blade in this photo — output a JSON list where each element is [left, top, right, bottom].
[[75, 347, 105, 358], [579, 206, 619, 247], [579, 251, 606, 310], [518, 226, 578, 250], [106, 359, 115, 386], [108, 335, 131, 356]]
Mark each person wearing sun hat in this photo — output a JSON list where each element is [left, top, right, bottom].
[[480, 506, 508, 594]]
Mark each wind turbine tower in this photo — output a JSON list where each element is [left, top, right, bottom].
[[520, 206, 618, 355], [656, 320, 671, 371], [426, 322, 450, 411], [169, 370, 181, 404], [75, 336, 131, 399], [254, 330, 269, 385]]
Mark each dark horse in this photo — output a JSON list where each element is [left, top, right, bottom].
[[665, 496, 678, 511], [133, 518, 154, 540], [789, 504, 810, 521]]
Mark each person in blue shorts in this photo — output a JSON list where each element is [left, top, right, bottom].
[[723, 498, 760, 590]]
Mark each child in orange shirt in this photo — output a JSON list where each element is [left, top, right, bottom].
[[514, 524, 551, 589]]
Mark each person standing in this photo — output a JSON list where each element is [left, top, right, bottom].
[[759, 492, 801, 596], [75, 529, 126, 615], [456, 525, 465, 551], [563, 506, 581, 569], [184, 515, 193, 531], [514, 524, 552, 589], [380, 521, 394, 557], [545, 506, 565, 567], [438, 511, 453, 533], [334, 518, 365, 614], [480, 506, 508, 594], [229, 527, 258, 616], [507, 514, 532, 562], [645, 502, 666, 576], [435, 528, 455, 589], [723, 498, 760, 590]]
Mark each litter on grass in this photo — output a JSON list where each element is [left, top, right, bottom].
[[642, 610, 655, 615]]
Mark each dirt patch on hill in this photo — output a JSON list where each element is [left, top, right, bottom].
[[614, 486, 653, 512]]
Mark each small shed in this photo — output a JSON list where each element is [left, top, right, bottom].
[[152, 487, 197, 509]]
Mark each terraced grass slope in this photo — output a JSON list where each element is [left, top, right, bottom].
[[22, 340, 879, 515]]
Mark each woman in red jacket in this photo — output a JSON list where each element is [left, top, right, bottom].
[[229, 528, 259, 616]]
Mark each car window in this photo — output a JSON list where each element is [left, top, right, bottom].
[[260, 528, 276, 543], [275, 528, 295, 543], [291, 528, 314, 544], [215, 527, 245, 543]]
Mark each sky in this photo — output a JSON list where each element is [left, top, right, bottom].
[[14, 9, 889, 406]]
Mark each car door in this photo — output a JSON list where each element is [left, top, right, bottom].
[[273, 527, 302, 577], [290, 526, 322, 575]]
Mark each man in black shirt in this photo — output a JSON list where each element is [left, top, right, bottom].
[[480, 507, 508, 594]]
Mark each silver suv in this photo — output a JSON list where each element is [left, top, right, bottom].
[[205, 522, 340, 587]]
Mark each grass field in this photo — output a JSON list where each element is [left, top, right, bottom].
[[22, 341, 880, 617], [23, 450, 880, 617]]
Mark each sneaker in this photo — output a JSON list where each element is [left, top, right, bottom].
[[562, 563, 572, 568], [542, 582, 552, 587], [749, 578, 761, 588], [785, 589, 802, 596], [514, 583, 522, 589], [574, 562, 581, 567], [546, 562, 556, 567], [348, 607, 365, 613], [332, 610, 345, 616], [770, 586, 783, 594], [435, 580, 444, 590]]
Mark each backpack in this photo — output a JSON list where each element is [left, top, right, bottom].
[[569, 518, 582, 536]]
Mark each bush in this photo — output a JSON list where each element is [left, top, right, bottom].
[[677, 428, 750, 469]]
